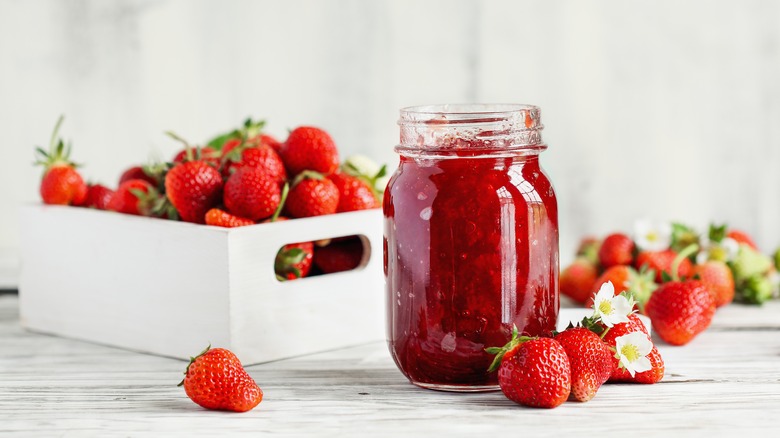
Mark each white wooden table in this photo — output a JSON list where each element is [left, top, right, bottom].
[[2, 294, 780, 436]]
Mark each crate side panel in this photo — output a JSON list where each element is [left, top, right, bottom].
[[19, 205, 232, 359]]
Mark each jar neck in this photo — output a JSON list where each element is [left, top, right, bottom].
[[397, 104, 545, 158]]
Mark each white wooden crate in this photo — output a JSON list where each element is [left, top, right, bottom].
[[18, 205, 384, 365]]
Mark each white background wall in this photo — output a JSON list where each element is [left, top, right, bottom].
[[2, 0, 780, 287]]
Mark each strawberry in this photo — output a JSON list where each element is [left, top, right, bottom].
[[280, 126, 339, 176], [328, 172, 380, 212], [205, 208, 255, 228], [635, 249, 693, 283], [172, 146, 221, 167], [119, 165, 160, 188], [646, 279, 715, 345], [554, 327, 613, 402], [576, 237, 601, 265], [179, 346, 263, 413], [34, 116, 88, 206], [727, 229, 758, 251], [313, 237, 364, 274], [285, 171, 339, 218], [223, 167, 281, 221], [598, 233, 635, 268], [587, 265, 657, 309], [259, 133, 282, 153], [82, 184, 114, 210], [598, 314, 663, 383], [487, 329, 571, 409], [108, 179, 156, 216], [693, 260, 735, 307], [560, 258, 599, 305], [165, 161, 223, 224], [221, 140, 287, 183], [275, 242, 315, 280]]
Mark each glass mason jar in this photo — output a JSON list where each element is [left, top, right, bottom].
[[383, 104, 559, 392]]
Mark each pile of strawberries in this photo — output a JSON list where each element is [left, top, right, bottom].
[[34, 116, 385, 280], [561, 221, 780, 346], [487, 284, 663, 408]]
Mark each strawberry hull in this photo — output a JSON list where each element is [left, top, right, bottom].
[[19, 205, 383, 365]]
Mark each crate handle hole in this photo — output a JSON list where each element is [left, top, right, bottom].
[[274, 234, 371, 282]]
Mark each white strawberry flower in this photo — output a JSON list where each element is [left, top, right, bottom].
[[697, 236, 740, 264], [591, 282, 633, 328], [633, 219, 672, 252], [614, 332, 653, 377]]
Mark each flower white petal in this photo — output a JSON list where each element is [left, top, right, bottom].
[[615, 332, 654, 377], [721, 238, 740, 261], [592, 282, 617, 325], [633, 219, 672, 252], [696, 250, 709, 265], [610, 295, 634, 320]]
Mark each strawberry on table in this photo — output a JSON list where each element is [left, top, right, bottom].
[[285, 171, 339, 218], [34, 116, 88, 206], [180, 346, 263, 413], [693, 260, 735, 307], [600, 314, 664, 384], [635, 249, 693, 283], [280, 126, 340, 176], [554, 327, 613, 402], [645, 245, 716, 346], [560, 258, 599, 305], [486, 328, 571, 409], [598, 233, 635, 268], [223, 167, 281, 221], [165, 160, 223, 224]]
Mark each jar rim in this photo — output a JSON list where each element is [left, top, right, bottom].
[[400, 103, 540, 118]]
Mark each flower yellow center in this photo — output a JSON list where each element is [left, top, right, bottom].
[[621, 344, 640, 362], [646, 231, 658, 242], [598, 300, 613, 315]]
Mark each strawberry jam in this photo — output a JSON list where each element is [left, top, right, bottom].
[[384, 105, 559, 391]]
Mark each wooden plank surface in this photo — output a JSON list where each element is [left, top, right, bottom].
[[2, 294, 780, 436]]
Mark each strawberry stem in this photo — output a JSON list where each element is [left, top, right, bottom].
[[270, 182, 289, 222], [671, 244, 699, 281], [599, 326, 611, 340]]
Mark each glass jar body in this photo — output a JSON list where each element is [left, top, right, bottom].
[[384, 106, 559, 391]]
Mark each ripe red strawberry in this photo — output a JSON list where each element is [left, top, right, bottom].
[[82, 184, 114, 210], [34, 116, 88, 206], [172, 146, 221, 167], [221, 141, 287, 183], [205, 208, 255, 228], [280, 126, 339, 176], [587, 265, 657, 309], [487, 331, 571, 409], [313, 237, 364, 274], [275, 242, 315, 280], [645, 280, 715, 346], [727, 229, 758, 250], [600, 314, 664, 384], [554, 327, 613, 402], [259, 133, 282, 153], [327, 172, 380, 212], [165, 161, 224, 224], [598, 233, 635, 268], [635, 249, 693, 282], [223, 167, 281, 221], [693, 260, 735, 307], [560, 258, 599, 305], [119, 165, 159, 188], [108, 179, 155, 216], [285, 172, 339, 218], [179, 346, 263, 413]]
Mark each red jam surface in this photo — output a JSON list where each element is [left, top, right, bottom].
[[384, 152, 559, 389]]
